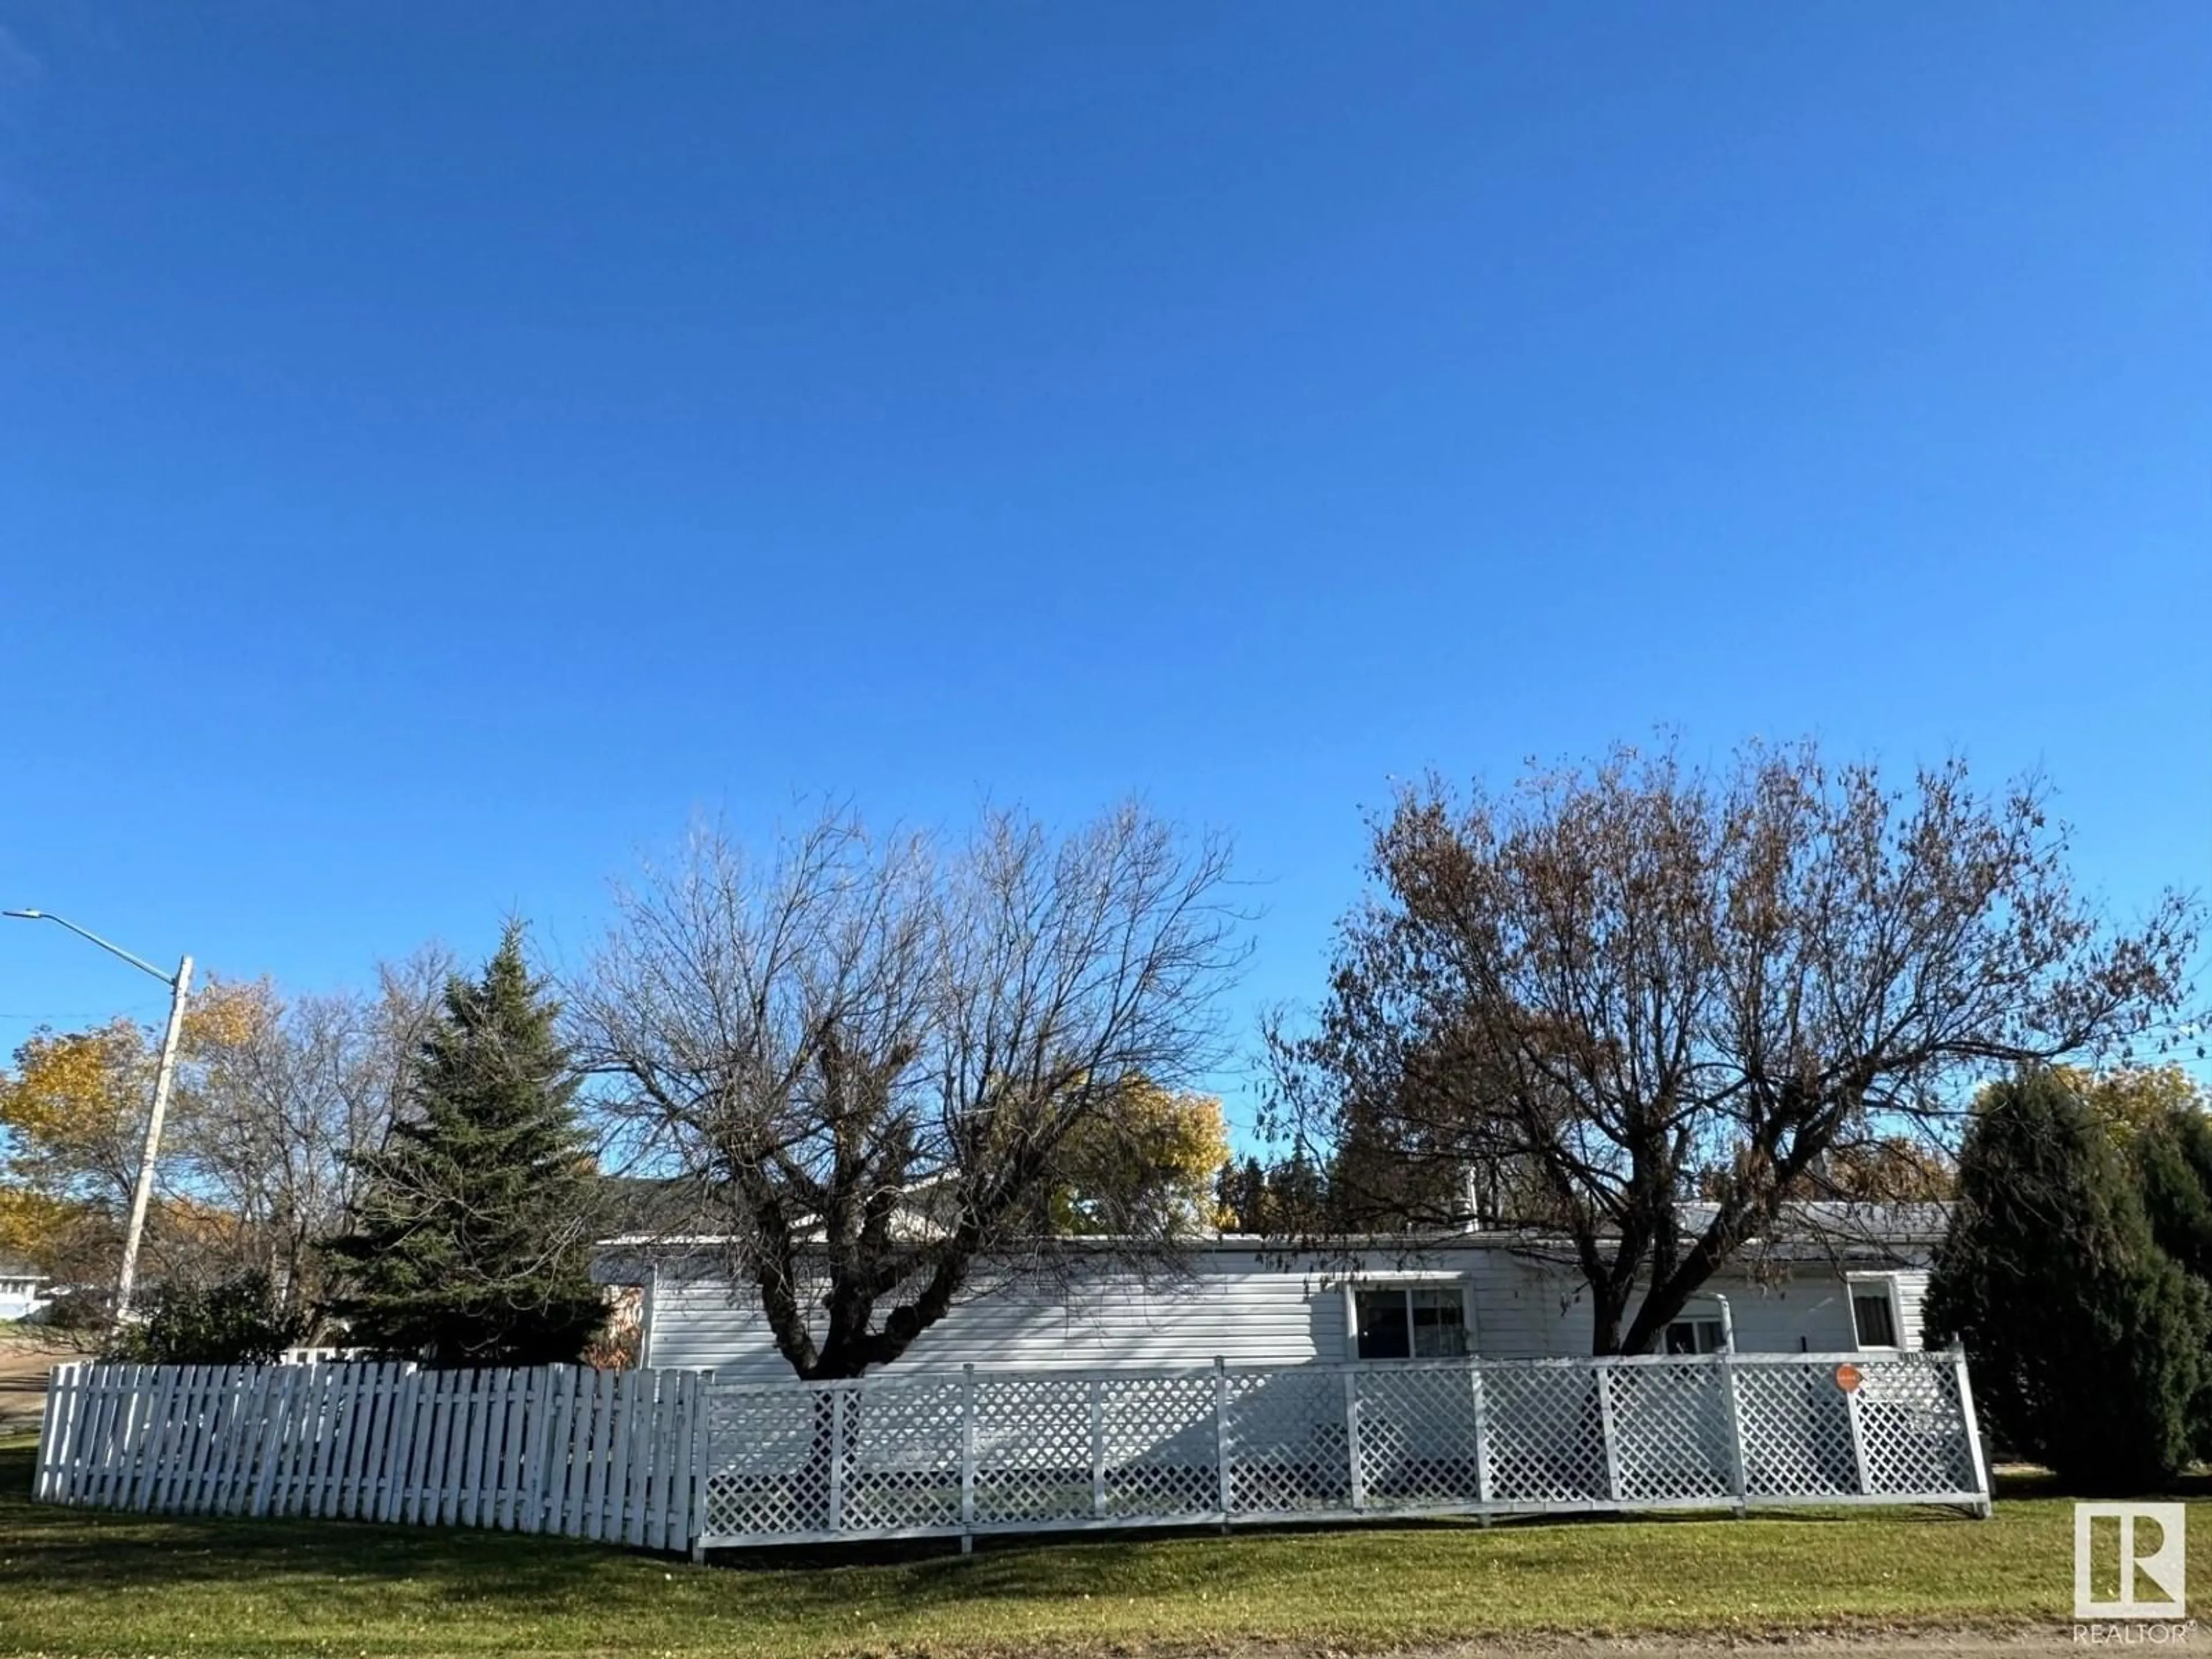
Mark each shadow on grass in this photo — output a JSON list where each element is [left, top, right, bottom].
[[0, 1444, 691, 1609], [0, 1437, 2105, 1631], [1991, 1466, 2212, 1502], [2, 1444, 1278, 1620], [702, 1488, 2006, 1577]]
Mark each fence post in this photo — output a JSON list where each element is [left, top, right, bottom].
[[1595, 1361, 1622, 1505], [623, 1370, 653, 1548], [688, 1372, 710, 1562], [1842, 1366, 1872, 1498], [1213, 1357, 1232, 1527], [33, 1361, 71, 1503], [1716, 1352, 1748, 1517], [640, 1372, 666, 1550], [1342, 1365, 1365, 1512], [1088, 1377, 1106, 1519], [1948, 1346, 1993, 1519], [959, 1363, 976, 1552], [1468, 1359, 1491, 1521], [32, 1362, 59, 1503], [827, 1387, 847, 1536]]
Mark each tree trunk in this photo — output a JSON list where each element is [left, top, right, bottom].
[[1588, 1275, 1631, 1355]]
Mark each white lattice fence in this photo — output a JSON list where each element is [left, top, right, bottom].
[[700, 1350, 1990, 1548]]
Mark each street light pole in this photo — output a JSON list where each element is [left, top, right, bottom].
[[116, 953, 193, 1323], [3, 910, 193, 1325]]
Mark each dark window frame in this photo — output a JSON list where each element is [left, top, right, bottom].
[[1850, 1282, 1902, 1349], [1664, 1315, 1728, 1355], [1351, 1283, 1469, 1361]]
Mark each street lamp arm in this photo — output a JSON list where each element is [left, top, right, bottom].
[[2, 910, 177, 986]]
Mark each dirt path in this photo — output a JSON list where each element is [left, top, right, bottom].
[[1371, 1638, 2124, 1658], [0, 1332, 89, 1434]]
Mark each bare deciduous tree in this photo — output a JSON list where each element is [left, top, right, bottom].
[[0, 948, 452, 1318], [1265, 741, 2198, 1354], [182, 946, 452, 1324], [575, 802, 1245, 1380]]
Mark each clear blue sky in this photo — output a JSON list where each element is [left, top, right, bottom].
[[2, 4, 2206, 1131]]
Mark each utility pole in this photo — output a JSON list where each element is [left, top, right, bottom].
[[3, 910, 194, 1326], [116, 954, 193, 1323]]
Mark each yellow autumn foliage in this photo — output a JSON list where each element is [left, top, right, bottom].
[[1052, 1079, 1232, 1234], [2051, 1062, 2209, 1146], [184, 978, 274, 1051], [0, 978, 276, 1201], [0, 1019, 148, 1194], [0, 1184, 82, 1261]]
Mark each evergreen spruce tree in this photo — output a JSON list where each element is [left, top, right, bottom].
[[2134, 1105, 2212, 1455], [327, 927, 606, 1367], [1927, 1070, 2210, 1490], [2137, 1105, 2212, 1284]]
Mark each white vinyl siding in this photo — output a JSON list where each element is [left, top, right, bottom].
[[643, 1253, 1349, 1380], [1891, 1268, 1930, 1350], [635, 1245, 1936, 1377]]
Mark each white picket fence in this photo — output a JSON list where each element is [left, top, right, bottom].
[[35, 1361, 704, 1550]]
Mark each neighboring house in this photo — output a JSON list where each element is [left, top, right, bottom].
[[0, 1259, 52, 1323], [600, 1203, 1946, 1380]]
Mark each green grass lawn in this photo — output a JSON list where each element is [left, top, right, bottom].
[[0, 1442, 2201, 1658]]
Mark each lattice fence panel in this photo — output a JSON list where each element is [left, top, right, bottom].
[[1354, 1366, 1485, 1510], [691, 1351, 1988, 1546], [703, 1387, 831, 1538], [1224, 1368, 1347, 1514], [970, 1375, 1093, 1526], [1100, 1376, 1216, 1519], [1608, 1363, 1734, 1502], [1481, 1366, 1608, 1504], [1734, 1366, 1857, 1498], [1854, 1359, 1974, 1496], [844, 1376, 966, 1532]]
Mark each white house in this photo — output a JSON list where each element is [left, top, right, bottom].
[[607, 1205, 1945, 1379], [0, 1259, 52, 1323]]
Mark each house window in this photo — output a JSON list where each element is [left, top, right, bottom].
[[1664, 1316, 1727, 1355], [1353, 1286, 1467, 1359], [1851, 1283, 1900, 1349]]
